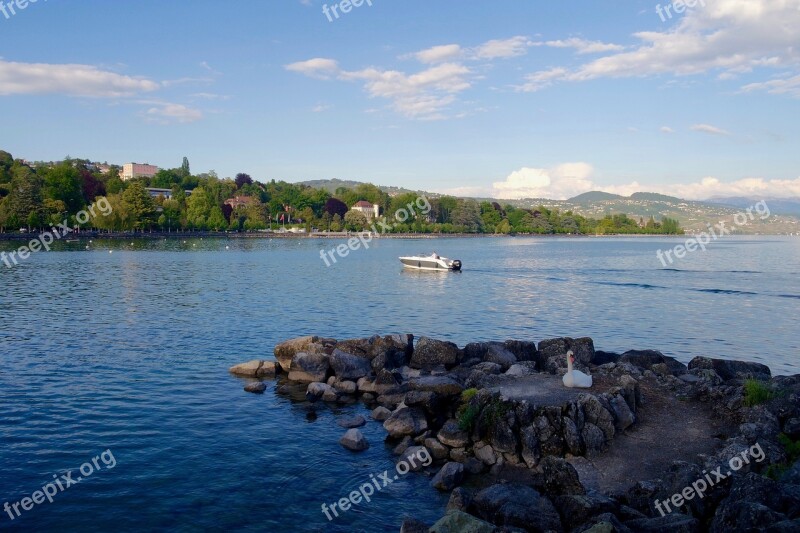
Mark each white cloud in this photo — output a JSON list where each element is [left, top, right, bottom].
[[285, 58, 340, 79], [408, 44, 463, 64], [660, 126, 675, 133], [690, 123, 731, 136], [472, 36, 533, 60], [531, 38, 624, 54], [492, 163, 597, 200], [490, 162, 800, 201], [0, 59, 159, 97], [519, 0, 800, 93], [143, 103, 203, 124], [741, 74, 800, 97], [287, 59, 471, 119]]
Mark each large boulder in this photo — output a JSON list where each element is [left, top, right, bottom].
[[620, 350, 687, 375], [274, 336, 330, 371], [429, 510, 495, 533], [553, 494, 617, 531], [710, 472, 800, 532], [329, 349, 372, 381], [539, 337, 595, 372], [431, 462, 465, 491], [244, 382, 267, 394], [384, 407, 429, 438], [627, 514, 700, 532], [306, 382, 336, 402], [229, 360, 277, 378], [438, 420, 470, 448], [288, 352, 330, 383], [485, 343, 518, 370], [411, 337, 461, 369], [503, 340, 539, 363], [541, 456, 586, 496], [472, 483, 562, 532], [688, 356, 771, 382], [408, 375, 464, 397]]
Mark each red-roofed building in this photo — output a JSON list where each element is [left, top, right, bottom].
[[225, 196, 259, 209]]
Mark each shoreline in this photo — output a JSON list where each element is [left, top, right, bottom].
[[230, 334, 800, 532], [0, 231, 727, 242]]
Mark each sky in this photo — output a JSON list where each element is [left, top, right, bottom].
[[0, 0, 799, 200]]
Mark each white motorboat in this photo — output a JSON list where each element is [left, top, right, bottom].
[[399, 252, 462, 271]]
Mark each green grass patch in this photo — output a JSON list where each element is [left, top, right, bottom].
[[743, 378, 775, 407]]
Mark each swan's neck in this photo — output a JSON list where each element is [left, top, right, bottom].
[[567, 358, 573, 373]]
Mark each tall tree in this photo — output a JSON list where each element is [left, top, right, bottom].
[[121, 182, 157, 230], [181, 157, 191, 178]]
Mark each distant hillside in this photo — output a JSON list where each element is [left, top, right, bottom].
[[708, 197, 800, 217], [296, 179, 800, 235], [568, 191, 625, 203]]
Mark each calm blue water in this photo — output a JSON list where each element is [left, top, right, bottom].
[[1, 236, 798, 532]]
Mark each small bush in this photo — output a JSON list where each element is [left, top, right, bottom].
[[458, 404, 480, 432], [743, 379, 775, 407], [766, 433, 800, 480], [461, 388, 478, 403]]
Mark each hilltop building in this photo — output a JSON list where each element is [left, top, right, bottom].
[[121, 163, 159, 181], [351, 200, 380, 220]]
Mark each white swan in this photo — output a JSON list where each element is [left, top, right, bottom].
[[563, 350, 593, 389]]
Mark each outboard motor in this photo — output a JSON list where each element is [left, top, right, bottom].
[[451, 260, 462, 271]]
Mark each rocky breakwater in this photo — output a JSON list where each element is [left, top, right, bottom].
[[230, 335, 800, 532]]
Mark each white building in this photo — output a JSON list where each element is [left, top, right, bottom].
[[121, 163, 159, 181], [352, 200, 380, 220]]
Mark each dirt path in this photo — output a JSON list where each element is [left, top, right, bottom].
[[568, 380, 732, 494]]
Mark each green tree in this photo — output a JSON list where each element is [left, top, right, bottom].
[[344, 210, 368, 231], [121, 182, 157, 230], [180, 157, 191, 178]]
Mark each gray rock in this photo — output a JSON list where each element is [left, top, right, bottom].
[[474, 443, 497, 465], [336, 415, 366, 428], [244, 382, 267, 394], [505, 361, 538, 377], [274, 336, 326, 371], [393, 435, 413, 455], [472, 483, 562, 531], [333, 380, 357, 394], [429, 510, 495, 533], [609, 394, 636, 431], [371, 406, 392, 421], [472, 361, 503, 375], [411, 337, 461, 369], [339, 428, 369, 451], [553, 494, 618, 531], [288, 352, 330, 383], [541, 456, 586, 495], [306, 382, 335, 401], [425, 438, 450, 460], [431, 462, 465, 491], [329, 349, 372, 381], [438, 420, 470, 448], [503, 340, 539, 363], [400, 517, 430, 533], [539, 337, 595, 367], [408, 375, 464, 397], [688, 356, 772, 382], [229, 360, 277, 378], [620, 349, 686, 375], [383, 407, 429, 438], [447, 487, 472, 512], [520, 425, 541, 468], [485, 343, 517, 370], [398, 445, 430, 472], [628, 513, 700, 532]]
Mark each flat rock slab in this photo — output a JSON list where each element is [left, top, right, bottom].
[[489, 373, 618, 407]]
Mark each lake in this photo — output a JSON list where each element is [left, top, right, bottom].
[[1, 235, 798, 531]]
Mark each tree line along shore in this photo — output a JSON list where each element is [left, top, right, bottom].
[[0, 150, 683, 236]]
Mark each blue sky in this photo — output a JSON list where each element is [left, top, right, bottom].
[[1, 0, 798, 199]]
